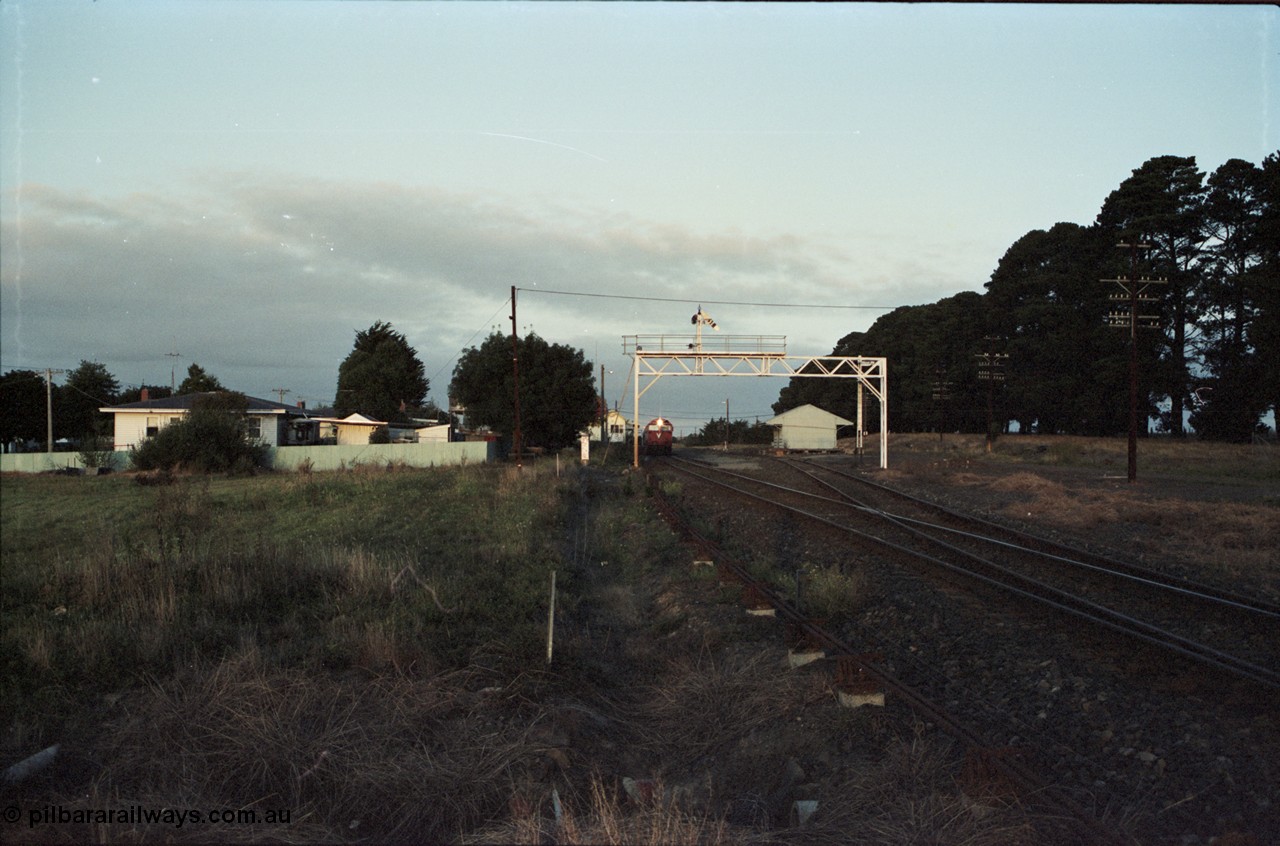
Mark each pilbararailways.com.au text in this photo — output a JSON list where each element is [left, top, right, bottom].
[[7, 804, 293, 829]]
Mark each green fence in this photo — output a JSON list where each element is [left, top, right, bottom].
[[268, 441, 494, 471], [0, 452, 127, 474], [1, 441, 494, 474]]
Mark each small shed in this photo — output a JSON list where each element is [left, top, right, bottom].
[[316, 413, 388, 445], [587, 409, 632, 443], [766, 404, 853, 452]]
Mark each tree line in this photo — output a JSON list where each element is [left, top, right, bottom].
[[776, 153, 1279, 443], [0, 321, 600, 455], [0, 362, 227, 451]]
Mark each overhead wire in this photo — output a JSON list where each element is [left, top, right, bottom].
[[428, 295, 513, 388], [515, 287, 896, 310]]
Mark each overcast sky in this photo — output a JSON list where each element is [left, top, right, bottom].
[[2, 2, 1276, 433]]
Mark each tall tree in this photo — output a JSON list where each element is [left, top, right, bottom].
[[0, 370, 50, 449], [59, 360, 120, 441], [450, 332, 596, 451], [177, 363, 225, 395], [985, 223, 1134, 435], [1190, 158, 1267, 440], [1252, 152, 1280, 431], [335, 321, 429, 422], [1096, 155, 1209, 435]]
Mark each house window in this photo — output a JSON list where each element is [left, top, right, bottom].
[[146, 416, 160, 437], [242, 417, 262, 442]]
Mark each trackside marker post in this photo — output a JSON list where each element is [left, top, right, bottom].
[[546, 570, 556, 665]]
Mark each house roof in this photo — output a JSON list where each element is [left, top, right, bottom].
[[312, 413, 388, 426], [100, 392, 304, 416], [766, 403, 854, 427]]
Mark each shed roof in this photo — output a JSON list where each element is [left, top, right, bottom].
[[312, 413, 388, 426], [766, 403, 854, 427]]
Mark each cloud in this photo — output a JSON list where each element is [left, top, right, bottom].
[[1, 174, 971, 412]]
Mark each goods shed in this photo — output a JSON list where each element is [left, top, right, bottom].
[[766, 404, 853, 452]]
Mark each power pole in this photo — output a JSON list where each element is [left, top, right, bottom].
[[271, 387, 291, 404], [43, 368, 67, 452], [1104, 240, 1166, 483], [599, 365, 609, 448], [510, 285, 522, 468], [165, 347, 182, 394], [931, 365, 952, 442], [974, 338, 1008, 454]]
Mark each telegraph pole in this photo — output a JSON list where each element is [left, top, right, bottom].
[[43, 368, 67, 452], [165, 347, 182, 394], [931, 365, 952, 442], [974, 338, 1008, 454], [510, 285, 522, 467], [271, 388, 291, 404], [1104, 240, 1166, 483], [599, 365, 606, 446]]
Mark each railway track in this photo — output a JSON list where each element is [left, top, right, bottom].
[[641, 466, 1131, 846], [786, 455, 1280, 619], [662, 453, 1280, 692], [645, 451, 1280, 843]]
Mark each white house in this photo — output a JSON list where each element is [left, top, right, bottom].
[[100, 391, 313, 451], [766, 404, 853, 452]]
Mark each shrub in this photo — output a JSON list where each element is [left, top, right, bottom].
[[130, 392, 269, 474], [77, 433, 118, 471]]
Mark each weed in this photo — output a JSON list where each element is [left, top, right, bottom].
[[799, 563, 868, 622]]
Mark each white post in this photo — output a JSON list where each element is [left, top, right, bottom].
[[545, 570, 557, 664], [633, 359, 641, 467], [856, 382, 864, 455], [880, 366, 889, 470]]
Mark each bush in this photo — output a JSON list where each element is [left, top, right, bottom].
[[130, 393, 269, 473], [78, 433, 118, 471]]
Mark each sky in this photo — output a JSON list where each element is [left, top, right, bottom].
[[2, 2, 1276, 435]]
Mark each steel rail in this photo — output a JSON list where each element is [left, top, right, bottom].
[[784, 459, 1280, 622], [643, 471, 1132, 846], [662, 457, 1280, 691], [788, 457, 1280, 619]]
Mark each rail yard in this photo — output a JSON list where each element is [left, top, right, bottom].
[[643, 443, 1278, 845]]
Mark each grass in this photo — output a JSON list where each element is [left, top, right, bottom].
[[886, 431, 1280, 484], [1, 463, 578, 834], [0, 454, 1112, 844]]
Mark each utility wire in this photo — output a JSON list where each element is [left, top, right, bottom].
[[516, 287, 896, 310], [428, 296, 514, 387]]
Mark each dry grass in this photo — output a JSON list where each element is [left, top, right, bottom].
[[35, 647, 550, 844], [468, 775, 756, 846], [979, 472, 1279, 589], [635, 650, 815, 769], [875, 434, 1279, 597], [780, 729, 1044, 846]]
